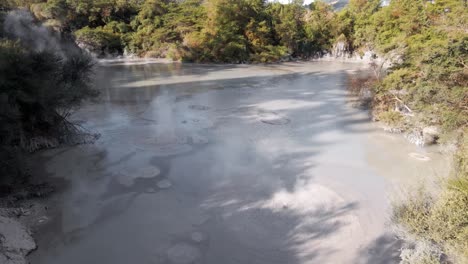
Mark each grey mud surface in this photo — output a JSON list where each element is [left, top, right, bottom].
[[29, 62, 450, 264]]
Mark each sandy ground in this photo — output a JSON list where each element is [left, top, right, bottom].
[[27, 62, 450, 264]]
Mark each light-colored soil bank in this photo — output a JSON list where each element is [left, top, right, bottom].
[[27, 62, 450, 264]]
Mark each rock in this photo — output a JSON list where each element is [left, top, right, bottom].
[[167, 243, 201, 264], [422, 126, 440, 146], [0, 216, 36, 264]]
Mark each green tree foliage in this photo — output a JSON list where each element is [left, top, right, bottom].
[[11, 0, 346, 61], [267, 1, 305, 56], [6, 0, 466, 132], [304, 1, 336, 55], [372, 0, 467, 132]]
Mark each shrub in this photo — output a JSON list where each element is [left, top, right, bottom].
[[0, 39, 97, 152], [74, 26, 122, 55], [400, 240, 442, 264], [392, 187, 433, 237], [392, 131, 468, 264], [378, 110, 404, 127]]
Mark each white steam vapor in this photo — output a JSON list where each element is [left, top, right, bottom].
[[3, 10, 65, 56]]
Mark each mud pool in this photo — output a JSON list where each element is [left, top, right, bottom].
[[29, 61, 450, 264]]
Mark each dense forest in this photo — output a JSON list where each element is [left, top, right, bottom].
[[0, 0, 467, 263]]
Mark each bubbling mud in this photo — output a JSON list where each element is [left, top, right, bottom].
[[258, 111, 291, 125], [190, 232, 206, 243], [408, 152, 431, 161], [156, 179, 172, 189], [116, 166, 161, 187], [189, 105, 211, 111], [167, 243, 201, 264]]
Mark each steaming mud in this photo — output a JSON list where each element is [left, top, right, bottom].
[[30, 62, 450, 264]]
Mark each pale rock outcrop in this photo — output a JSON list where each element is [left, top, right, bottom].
[[0, 216, 36, 264]]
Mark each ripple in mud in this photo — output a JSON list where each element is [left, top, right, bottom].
[[150, 145, 193, 157], [189, 105, 211, 111], [190, 134, 209, 145], [190, 232, 206, 243], [409, 152, 430, 161], [167, 243, 201, 264], [175, 94, 192, 102], [135, 135, 193, 157], [134, 133, 209, 156], [157, 179, 172, 189], [258, 111, 290, 125], [181, 118, 214, 130]]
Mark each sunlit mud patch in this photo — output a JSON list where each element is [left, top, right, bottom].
[[189, 105, 211, 111], [408, 152, 431, 161], [258, 111, 290, 125], [116, 166, 161, 187], [207, 184, 361, 261], [167, 243, 202, 264]]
